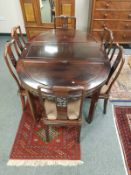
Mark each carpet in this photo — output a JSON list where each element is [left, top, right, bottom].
[[7, 104, 83, 166], [110, 55, 131, 101], [113, 106, 131, 175]]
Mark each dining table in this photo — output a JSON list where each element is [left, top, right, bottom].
[[17, 29, 111, 123]]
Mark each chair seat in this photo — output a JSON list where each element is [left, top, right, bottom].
[[68, 99, 81, 120], [38, 85, 84, 142], [100, 58, 123, 95], [44, 98, 81, 120], [44, 99, 57, 120]]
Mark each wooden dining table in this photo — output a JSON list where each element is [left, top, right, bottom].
[[17, 29, 110, 123]]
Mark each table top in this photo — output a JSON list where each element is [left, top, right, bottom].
[[17, 29, 110, 95], [31, 29, 97, 43]]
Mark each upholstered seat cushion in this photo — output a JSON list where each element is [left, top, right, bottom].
[[128, 55, 131, 68], [44, 99, 57, 120], [100, 59, 123, 94], [67, 99, 81, 120], [44, 98, 81, 120]]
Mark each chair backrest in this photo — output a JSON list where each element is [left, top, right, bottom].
[[38, 85, 85, 122], [105, 43, 125, 93], [4, 40, 21, 89], [101, 27, 114, 55], [54, 15, 76, 29], [11, 25, 26, 52]]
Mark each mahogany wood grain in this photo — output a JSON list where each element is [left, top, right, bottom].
[[93, 20, 131, 31], [92, 30, 131, 43], [11, 25, 26, 52], [94, 11, 131, 20], [4, 40, 37, 121], [90, 0, 131, 43], [95, 1, 131, 10], [86, 44, 125, 123], [24, 43, 105, 60], [86, 88, 100, 123], [4, 40, 26, 111], [16, 29, 111, 121], [54, 16, 76, 29], [31, 29, 97, 43]]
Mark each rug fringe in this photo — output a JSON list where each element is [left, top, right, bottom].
[[7, 159, 84, 166]]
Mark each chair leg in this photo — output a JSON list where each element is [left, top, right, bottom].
[[20, 94, 26, 111], [103, 98, 108, 114], [45, 125, 50, 142], [77, 126, 81, 143]]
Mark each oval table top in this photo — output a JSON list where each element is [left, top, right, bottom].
[[17, 29, 110, 95]]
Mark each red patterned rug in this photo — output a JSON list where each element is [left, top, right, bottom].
[[114, 106, 131, 175], [7, 104, 83, 166]]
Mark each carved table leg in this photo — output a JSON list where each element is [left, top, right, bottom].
[[86, 90, 100, 124], [26, 90, 37, 122]]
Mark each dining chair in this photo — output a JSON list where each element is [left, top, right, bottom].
[[4, 40, 26, 111], [54, 15, 76, 29], [101, 27, 114, 56], [100, 44, 124, 113], [38, 85, 85, 142], [87, 43, 125, 123], [11, 25, 26, 53]]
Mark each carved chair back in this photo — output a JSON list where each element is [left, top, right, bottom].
[[101, 27, 114, 56], [4, 40, 26, 110], [54, 15, 76, 29], [4, 40, 21, 88], [11, 25, 26, 52], [105, 43, 124, 93], [87, 44, 125, 121], [38, 85, 85, 123], [38, 85, 85, 142]]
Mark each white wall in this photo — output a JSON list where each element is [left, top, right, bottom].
[[75, 0, 90, 31], [0, 0, 25, 33], [0, 0, 90, 33]]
